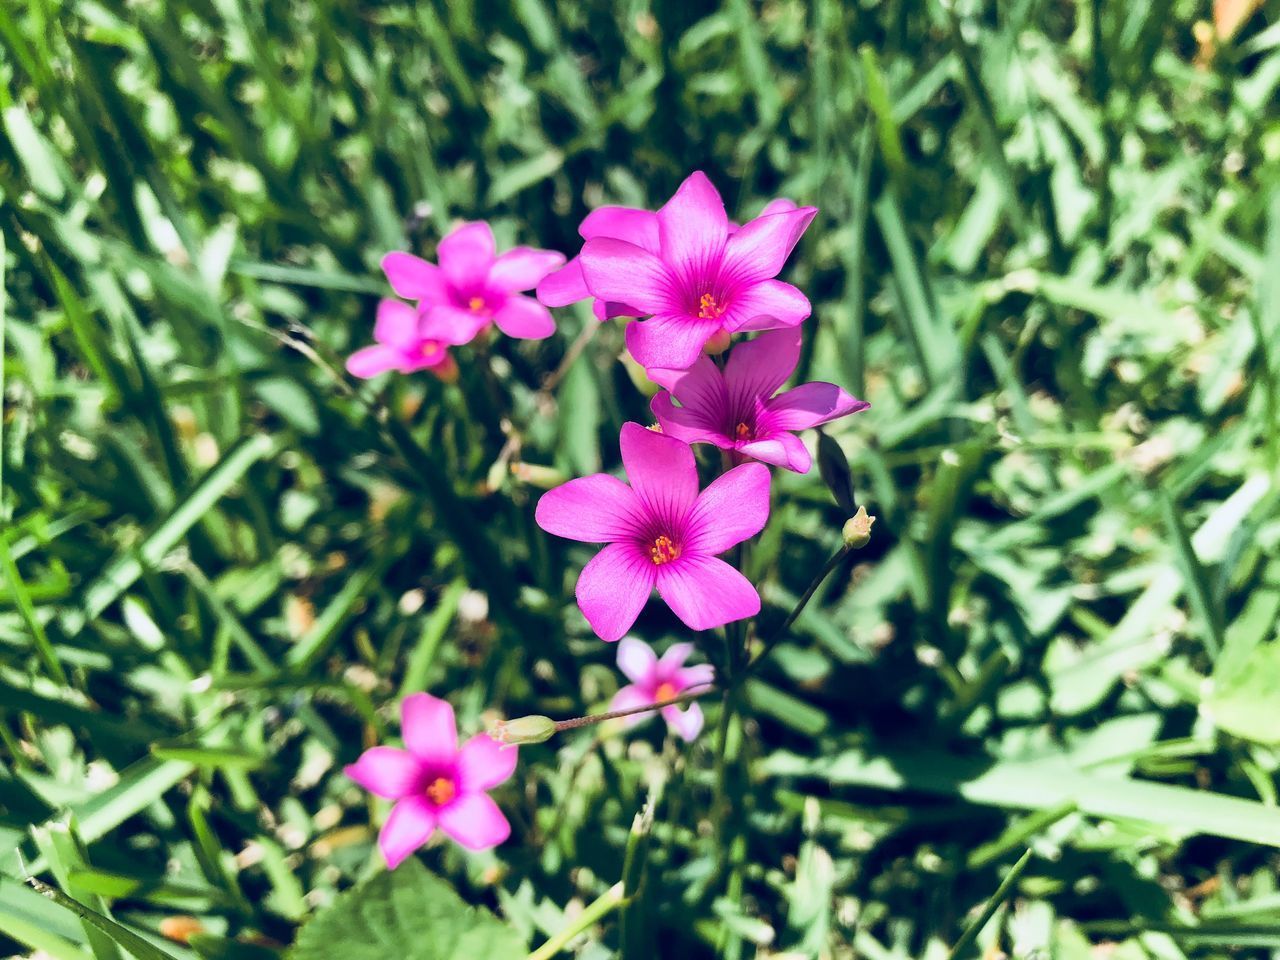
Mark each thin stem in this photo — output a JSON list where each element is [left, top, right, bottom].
[[743, 544, 850, 676], [526, 882, 626, 960], [552, 681, 716, 732]]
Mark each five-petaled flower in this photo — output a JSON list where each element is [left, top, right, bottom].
[[381, 220, 565, 346], [650, 328, 870, 473], [611, 637, 714, 741], [345, 693, 517, 868], [535, 422, 771, 642], [540, 172, 815, 373]]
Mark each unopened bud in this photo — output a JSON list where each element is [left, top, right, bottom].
[[702, 327, 731, 355], [511, 462, 566, 489], [490, 714, 555, 746], [842, 505, 875, 549], [430, 355, 460, 384]]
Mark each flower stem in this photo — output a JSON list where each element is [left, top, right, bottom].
[[526, 882, 626, 960], [743, 543, 851, 676], [552, 682, 716, 732]]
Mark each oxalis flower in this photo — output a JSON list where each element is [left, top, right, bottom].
[[346, 298, 476, 381], [381, 221, 565, 343], [345, 693, 516, 867], [611, 637, 714, 741], [650, 328, 870, 473], [536, 422, 770, 642], [549, 171, 815, 372]]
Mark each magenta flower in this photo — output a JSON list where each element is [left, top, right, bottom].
[[535, 422, 771, 642], [346, 298, 477, 380], [554, 172, 815, 372], [536, 196, 799, 323], [611, 637, 714, 741], [381, 221, 565, 343], [650, 328, 870, 473], [345, 693, 517, 867]]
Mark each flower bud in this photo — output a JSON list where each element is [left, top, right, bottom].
[[511, 462, 566, 489], [430, 355, 460, 384], [702, 327, 731, 355], [842, 505, 875, 549], [489, 714, 555, 746]]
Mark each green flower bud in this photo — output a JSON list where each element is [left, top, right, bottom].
[[842, 505, 875, 549], [489, 714, 556, 746]]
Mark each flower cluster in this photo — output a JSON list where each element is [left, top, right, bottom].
[[344, 171, 868, 870]]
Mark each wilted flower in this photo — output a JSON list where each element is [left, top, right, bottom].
[[540, 172, 815, 372], [536, 422, 770, 641], [611, 637, 714, 741], [345, 693, 517, 867], [382, 220, 565, 342], [650, 328, 869, 472]]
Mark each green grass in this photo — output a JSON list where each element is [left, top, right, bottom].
[[2, 0, 1280, 957]]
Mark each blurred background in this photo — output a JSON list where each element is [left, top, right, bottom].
[[2, 0, 1280, 957]]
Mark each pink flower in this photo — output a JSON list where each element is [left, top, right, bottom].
[[611, 637, 714, 741], [535, 422, 770, 642], [551, 172, 816, 372], [650, 328, 870, 473], [381, 221, 565, 343], [346, 298, 475, 380], [345, 693, 517, 867], [536, 196, 799, 323]]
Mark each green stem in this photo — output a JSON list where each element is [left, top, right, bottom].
[[526, 882, 625, 960], [743, 544, 850, 676]]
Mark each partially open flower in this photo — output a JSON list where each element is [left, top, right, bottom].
[[345, 693, 517, 867]]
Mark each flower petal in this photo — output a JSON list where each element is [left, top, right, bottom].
[[456, 734, 518, 793], [576, 542, 657, 643], [756, 197, 799, 218], [651, 393, 731, 447], [580, 206, 661, 253], [536, 258, 590, 307], [656, 641, 694, 674], [617, 635, 658, 684], [662, 701, 705, 741], [657, 171, 729, 274], [677, 663, 716, 690], [401, 693, 457, 765], [420, 304, 491, 345], [437, 221, 496, 287], [578, 238, 676, 316], [374, 299, 421, 349], [656, 555, 760, 631], [724, 328, 802, 408], [610, 684, 656, 729], [722, 206, 817, 283], [766, 382, 871, 430], [536, 474, 643, 542], [657, 355, 731, 415], [382, 252, 449, 303], [488, 247, 566, 293], [739, 434, 812, 473], [624, 314, 721, 371], [345, 747, 425, 799], [492, 295, 556, 340], [619, 421, 699, 520], [685, 462, 771, 555], [346, 344, 402, 379], [725, 280, 811, 331], [379, 797, 437, 870], [437, 792, 511, 851]]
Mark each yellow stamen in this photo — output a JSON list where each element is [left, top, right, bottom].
[[468, 296, 486, 313], [648, 535, 680, 566], [735, 422, 752, 442], [425, 776, 456, 806], [421, 341, 441, 359], [697, 293, 723, 320], [654, 681, 678, 703]]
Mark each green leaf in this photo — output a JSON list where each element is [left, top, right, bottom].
[[289, 859, 524, 960], [1204, 641, 1280, 746]]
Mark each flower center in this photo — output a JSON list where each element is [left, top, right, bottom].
[[421, 340, 443, 360], [468, 296, 486, 313], [649, 535, 681, 565], [425, 775, 456, 806], [654, 681, 678, 703], [735, 421, 752, 442], [697, 293, 724, 320]]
